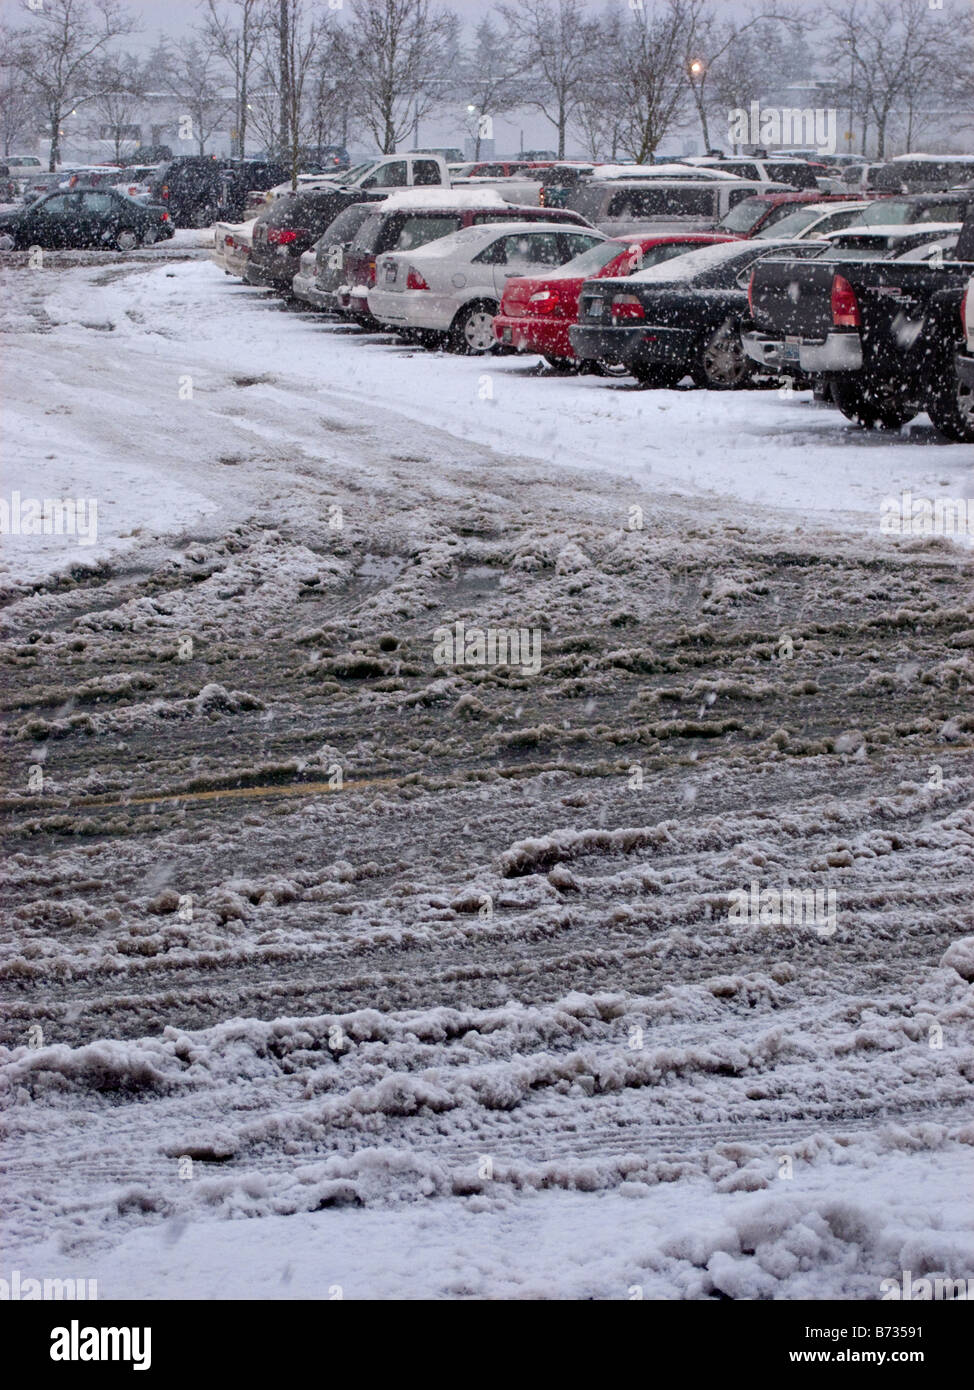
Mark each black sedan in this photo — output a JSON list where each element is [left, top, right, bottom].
[[0, 187, 173, 251], [569, 238, 825, 387]]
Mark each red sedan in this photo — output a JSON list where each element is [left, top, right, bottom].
[[493, 232, 739, 370]]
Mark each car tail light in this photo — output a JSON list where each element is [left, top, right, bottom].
[[747, 270, 755, 314], [528, 288, 561, 316], [831, 274, 860, 327], [406, 266, 429, 290], [367, 258, 376, 283], [160, 212, 170, 222], [611, 293, 645, 322], [267, 227, 302, 245], [161, 185, 169, 198], [961, 286, 968, 334]]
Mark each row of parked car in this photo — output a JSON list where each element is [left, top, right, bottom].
[[209, 168, 973, 440]]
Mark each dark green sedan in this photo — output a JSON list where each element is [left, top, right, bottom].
[[0, 187, 174, 252]]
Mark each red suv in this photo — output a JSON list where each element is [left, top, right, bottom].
[[340, 199, 594, 324], [493, 232, 737, 369]]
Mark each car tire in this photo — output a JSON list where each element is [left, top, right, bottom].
[[692, 321, 752, 389], [926, 355, 974, 443], [542, 355, 580, 374], [0, 231, 17, 251], [115, 229, 139, 252], [829, 378, 916, 430], [450, 301, 499, 355]]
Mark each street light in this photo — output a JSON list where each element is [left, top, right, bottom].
[[688, 59, 706, 77]]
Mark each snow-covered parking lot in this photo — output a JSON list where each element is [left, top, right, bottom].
[[1, 237, 972, 1301]]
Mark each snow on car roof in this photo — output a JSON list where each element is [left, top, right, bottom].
[[625, 237, 800, 282], [379, 187, 508, 209], [386, 220, 602, 257], [888, 152, 974, 162], [591, 162, 739, 181], [822, 221, 963, 240]]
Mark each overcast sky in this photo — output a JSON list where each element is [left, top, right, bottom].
[[129, 0, 507, 46]]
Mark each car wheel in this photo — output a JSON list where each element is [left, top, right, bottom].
[[693, 321, 752, 389], [542, 355, 580, 374], [592, 359, 630, 378], [116, 229, 138, 252], [0, 232, 16, 251], [926, 356, 974, 443], [450, 301, 499, 355], [829, 378, 916, 430]]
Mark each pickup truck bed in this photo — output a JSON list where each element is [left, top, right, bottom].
[[743, 218, 974, 436]]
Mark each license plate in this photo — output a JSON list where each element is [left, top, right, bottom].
[[385, 263, 397, 283], [781, 342, 800, 361]]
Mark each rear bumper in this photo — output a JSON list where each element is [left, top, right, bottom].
[[367, 286, 456, 331], [244, 254, 301, 290], [292, 271, 335, 310], [338, 287, 372, 317], [570, 322, 695, 365], [743, 328, 863, 374], [493, 314, 573, 358], [956, 351, 974, 388], [742, 331, 793, 372], [799, 330, 863, 373], [224, 246, 251, 277]]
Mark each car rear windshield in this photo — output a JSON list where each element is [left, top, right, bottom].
[[765, 163, 818, 189], [753, 206, 822, 238], [855, 198, 968, 226], [606, 187, 718, 218], [393, 214, 463, 250], [349, 212, 384, 254], [565, 186, 609, 222], [628, 239, 757, 284], [872, 160, 974, 189], [545, 239, 626, 276], [317, 204, 373, 247], [717, 196, 770, 233]]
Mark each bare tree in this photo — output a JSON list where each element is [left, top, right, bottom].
[[89, 50, 145, 161], [678, 1, 797, 154], [7, 0, 135, 169], [0, 26, 41, 156], [456, 17, 525, 160], [264, 0, 328, 183], [829, 0, 949, 158], [166, 36, 233, 155], [200, 0, 267, 158], [339, 0, 458, 156], [498, 0, 599, 158], [610, 1, 689, 164], [307, 30, 361, 156]]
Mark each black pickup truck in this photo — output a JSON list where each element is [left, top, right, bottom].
[[743, 204, 974, 439]]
